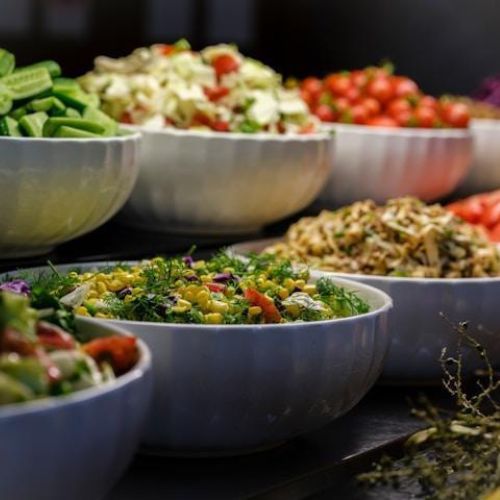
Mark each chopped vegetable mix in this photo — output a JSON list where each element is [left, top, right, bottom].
[[11, 254, 370, 325], [0, 48, 119, 138]]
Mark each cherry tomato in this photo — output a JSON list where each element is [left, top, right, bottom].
[[300, 89, 314, 107], [366, 76, 394, 103], [393, 110, 413, 127], [415, 106, 438, 128], [350, 69, 368, 88], [325, 73, 351, 97], [440, 102, 470, 128], [213, 54, 240, 78], [314, 104, 335, 122], [481, 202, 500, 228], [36, 321, 76, 351], [489, 222, 500, 242], [387, 98, 412, 119], [351, 104, 369, 124], [302, 77, 323, 100], [331, 97, 350, 114], [345, 86, 361, 103], [392, 76, 419, 98], [212, 120, 230, 132], [83, 336, 138, 375], [203, 86, 229, 102], [447, 198, 484, 224], [365, 116, 398, 127], [244, 289, 282, 324], [419, 95, 438, 110], [359, 97, 381, 117]]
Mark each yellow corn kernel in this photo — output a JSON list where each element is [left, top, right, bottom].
[[303, 284, 317, 295], [210, 300, 229, 314], [184, 290, 196, 302], [284, 278, 295, 291], [201, 275, 212, 283], [192, 260, 205, 270], [124, 294, 135, 304], [97, 282, 107, 295], [75, 306, 90, 317], [256, 277, 266, 287], [87, 290, 99, 299], [278, 287, 289, 299], [172, 299, 192, 313], [205, 313, 222, 324], [248, 306, 262, 316], [223, 267, 234, 274], [196, 289, 210, 305], [294, 279, 306, 290], [95, 312, 111, 319], [108, 279, 125, 292], [132, 287, 143, 296], [285, 303, 301, 317]]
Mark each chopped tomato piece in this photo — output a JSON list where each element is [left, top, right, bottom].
[[489, 222, 500, 242], [120, 111, 133, 124], [35, 347, 62, 383], [203, 85, 230, 102], [207, 282, 226, 293], [192, 112, 213, 128], [83, 336, 138, 375], [244, 289, 282, 324], [36, 321, 76, 351], [299, 122, 316, 134], [0, 327, 35, 356], [213, 54, 240, 78], [481, 202, 500, 228], [212, 120, 230, 132], [157, 44, 175, 56]]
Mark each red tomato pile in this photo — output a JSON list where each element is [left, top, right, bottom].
[[300, 66, 470, 128], [447, 190, 500, 242]]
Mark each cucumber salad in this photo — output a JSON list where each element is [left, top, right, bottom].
[[0, 288, 139, 406], [79, 40, 319, 134], [13, 253, 370, 325], [0, 48, 119, 138]]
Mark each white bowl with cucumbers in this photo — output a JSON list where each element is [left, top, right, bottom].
[[0, 48, 142, 258]]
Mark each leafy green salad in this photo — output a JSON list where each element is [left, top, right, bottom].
[[0, 48, 119, 138], [17, 253, 371, 325]]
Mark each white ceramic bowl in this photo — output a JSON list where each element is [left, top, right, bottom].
[[231, 238, 500, 383], [456, 119, 500, 196], [119, 127, 332, 234], [10, 262, 391, 455], [0, 132, 141, 258], [0, 317, 152, 500], [318, 124, 473, 207]]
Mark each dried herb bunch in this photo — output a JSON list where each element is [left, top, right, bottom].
[[358, 320, 500, 500]]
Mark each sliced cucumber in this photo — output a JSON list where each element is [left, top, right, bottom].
[[82, 106, 117, 136], [64, 108, 81, 118], [27, 96, 65, 114], [53, 125, 101, 138], [53, 90, 99, 112], [20, 60, 61, 79], [0, 49, 15, 78], [52, 77, 80, 93], [19, 111, 48, 137], [43, 117, 105, 137], [1, 67, 52, 100], [9, 105, 27, 120], [0, 116, 21, 136]]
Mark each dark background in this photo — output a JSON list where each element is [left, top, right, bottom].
[[0, 0, 498, 96]]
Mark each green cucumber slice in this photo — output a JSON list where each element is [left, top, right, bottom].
[[82, 106, 117, 136], [0, 116, 21, 136], [53, 90, 99, 112], [43, 117, 105, 137], [52, 77, 80, 93], [20, 60, 61, 78], [27, 96, 65, 114], [9, 106, 27, 120], [53, 125, 101, 138], [19, 111, 48, 137], [64, 108, 81, 118], [1, 67, 52, 100], [0, 49, 15, 78]]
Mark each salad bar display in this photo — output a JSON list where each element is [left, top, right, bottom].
[[0, 32, 500, 500]]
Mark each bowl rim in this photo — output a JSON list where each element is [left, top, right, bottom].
[[0, 319, 151, 418], [229, 237, 500, 284], [0, 129, 142, 144], [122, 123, 332, 142], [470, 118, 500, 128], [322, 122, 472, 138], [0, 261, 393, 330]]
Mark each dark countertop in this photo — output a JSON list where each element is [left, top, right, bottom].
[[0, 214, 451, 500]]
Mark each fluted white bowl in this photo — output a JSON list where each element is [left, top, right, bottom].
[[319, 124, 472, 207], [456, 119, 500, 196], [119, 127, 332, 234], [0, 132, 141, 258], [0, 317, 152, 500], [231, 238, 500, 383], [4, 262, 391, 454]]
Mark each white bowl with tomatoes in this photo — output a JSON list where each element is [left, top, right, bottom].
[[300, 68, 473, 206]]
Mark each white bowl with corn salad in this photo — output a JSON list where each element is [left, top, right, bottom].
[[4, 253, 392, 454]]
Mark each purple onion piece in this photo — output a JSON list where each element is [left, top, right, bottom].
[[182, 256, 194, 267], [185, 274, 199, 282], [0, 279, 31, 296], [213, 272, 239, 283], [117, 287, 133, 299]]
